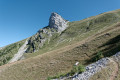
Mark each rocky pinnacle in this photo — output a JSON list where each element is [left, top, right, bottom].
[[49, 12, 69, 32]]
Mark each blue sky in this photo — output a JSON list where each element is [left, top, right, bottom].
[[0, 0, 120, 47]]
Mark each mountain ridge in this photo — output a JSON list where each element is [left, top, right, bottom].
[[0, 9, 120, 80]]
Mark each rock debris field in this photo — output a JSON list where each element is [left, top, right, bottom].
[[9, 39, 28, 63], [53, 52, 120, 80]]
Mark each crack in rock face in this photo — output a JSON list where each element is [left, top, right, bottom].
[[49, 12, 69, 32]]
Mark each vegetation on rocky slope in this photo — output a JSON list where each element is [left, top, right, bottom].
[[47, 64, 85, 79], [0, 9, 120, 80], [24, 9, 120, 59], [0, 40, 25, 65], [26, 26, 58, 53]]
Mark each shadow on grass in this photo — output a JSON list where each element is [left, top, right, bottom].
[[86, 35, 120, 64], [99, 35, 120, 48]]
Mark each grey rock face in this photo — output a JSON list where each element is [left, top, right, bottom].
[[26, 12, 69, 53], [49, 12, 69, 32], [0, 47, 2, 50], [26, 27, 53, 53]]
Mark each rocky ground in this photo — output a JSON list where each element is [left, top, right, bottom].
[[9, 39, 28, 63], [53, 52, 120, 80], [0, 47, 2, 50]]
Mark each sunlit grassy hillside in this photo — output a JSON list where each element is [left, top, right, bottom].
[[0, 9, 120, 80]]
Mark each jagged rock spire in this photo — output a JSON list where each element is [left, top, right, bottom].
[[49, 12, 69, 32]]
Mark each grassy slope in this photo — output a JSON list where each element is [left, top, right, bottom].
[[0, 9, 120, 80], [24, 9, 120, 58], [0, 40, 25, 65]]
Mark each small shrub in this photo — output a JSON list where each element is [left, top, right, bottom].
[[70, 66, 78, 76], [70, 64, 85, 76], [46, 77, 52, 80], [49, 64, 85, 79], [91, 51, 104, 62], [78, 64, 85, 74]]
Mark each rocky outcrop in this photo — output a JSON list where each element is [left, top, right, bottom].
[[0, 47, 2, 50], [71, 58, 110, 80], [9, 39, 28, 63], [53, 52, 120, 80], [26, 27, 53, 53], [26, 13, 69, 53], [49, 12, 69, 32], [0, 46, 6, 50]]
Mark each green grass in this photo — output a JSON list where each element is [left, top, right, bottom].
[[1, 26, 120, 80], [89, 51, 104, 62], [0, 40, 25, 65], [25, 26, 58, 53], [47, 64, 85, 80], [24, 9, 120, 58], [0, 9, 120, 80]]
